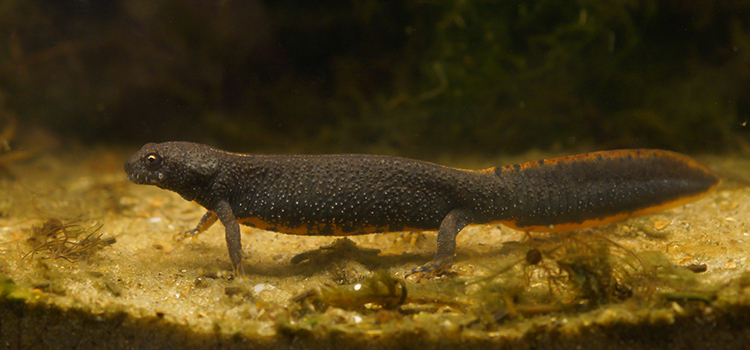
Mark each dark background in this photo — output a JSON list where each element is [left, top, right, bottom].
[[1, 0, 749, 157]]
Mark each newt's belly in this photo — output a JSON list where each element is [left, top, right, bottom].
[[237, 216, 435, 236]]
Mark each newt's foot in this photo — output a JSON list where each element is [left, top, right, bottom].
[[406, 258, 452, 280], [232, 261, 245, 277], [174, 228, 200, 242]]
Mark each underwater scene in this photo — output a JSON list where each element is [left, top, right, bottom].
[[1, 1, 750, 349]]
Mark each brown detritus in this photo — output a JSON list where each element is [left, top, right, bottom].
[[293, 270, 407, 311], [625, 250, 719, 307], [152, 241, 174, 253], [224, 285, 256, 303], [543, 234, 639, 306], [475, 232, 643, 319], [0, 104, 17, 150], [23, 218, 116, 262], [660, 292, 716, 304], [290, 238, 381, 266], [393, 231, 426, 247], [525, 248, 542, 265], [103, 276, 123, 297], [0, 110, 35, 177], [193, 277, 212, 288], [682, 263, 709, 273], [492, 302, 574, 322], [634, 222, 672, 239]]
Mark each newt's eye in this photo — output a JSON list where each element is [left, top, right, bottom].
[[144, 153, 163, 170]]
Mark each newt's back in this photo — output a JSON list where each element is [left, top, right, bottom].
[[209, 153, 473, 235]]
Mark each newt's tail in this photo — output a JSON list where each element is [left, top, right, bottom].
[[493, 149, 720, 232]]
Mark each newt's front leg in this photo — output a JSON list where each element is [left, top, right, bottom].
[[174, 211, 218, 242], [408, 208, 469, 278], [214, 201, 245, 275]]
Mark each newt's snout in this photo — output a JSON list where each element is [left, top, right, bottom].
[[125, 160, 158, 185]]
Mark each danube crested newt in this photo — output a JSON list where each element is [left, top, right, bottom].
[[124, 142, 720, 276]]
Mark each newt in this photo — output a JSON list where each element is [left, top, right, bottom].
[[124, 142, 720, 276]]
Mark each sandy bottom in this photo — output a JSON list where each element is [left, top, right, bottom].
[[1, 149, 749, 349]]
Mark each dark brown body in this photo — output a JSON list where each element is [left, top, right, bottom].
[[125, 142, 720, 276]]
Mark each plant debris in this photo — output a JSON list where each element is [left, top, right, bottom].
[[294, 270, 407, 311], [23, 218, 115, 262]]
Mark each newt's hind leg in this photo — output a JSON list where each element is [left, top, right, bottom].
[[174, 211, 218, 242], [407, 209, 469, 278]]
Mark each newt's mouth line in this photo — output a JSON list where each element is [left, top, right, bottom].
[[126, 172, 159, 185]]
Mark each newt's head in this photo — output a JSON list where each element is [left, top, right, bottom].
[[125, 142, 220, 201]]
